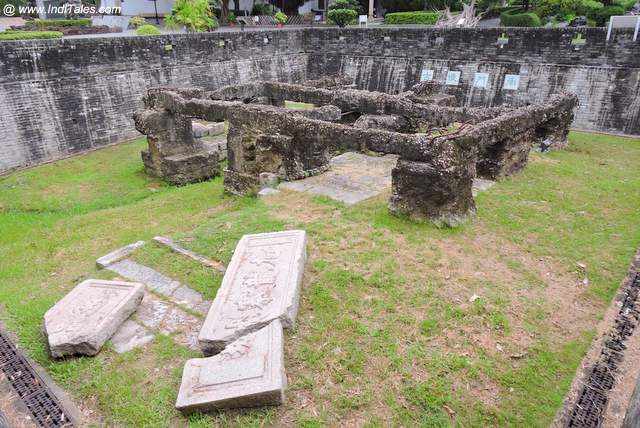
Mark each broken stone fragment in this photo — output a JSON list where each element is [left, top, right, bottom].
[[96, 241, 145, 268], [44, 279, 144, 358], [176, 319, 286, 413], [198, 230, 306, 356]]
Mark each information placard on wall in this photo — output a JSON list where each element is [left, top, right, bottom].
[[473, 72, 489, 88], [503, 74, 520, 90], [445, 71, 461, 86], [420, 69, 434, 82]]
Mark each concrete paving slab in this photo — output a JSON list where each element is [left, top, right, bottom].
[[278, 152, 399, 205], [44, 279, 144, 358], [107, 259, 181, 296], [110, 320, 155, 354], [199, 230, 306, 356], [176, 319, 285, 413]]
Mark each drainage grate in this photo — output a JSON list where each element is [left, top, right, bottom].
[[566, 271, 640, 427], [0, 331, 71, 427]]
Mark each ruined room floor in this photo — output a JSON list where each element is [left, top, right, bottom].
[[0, 132, 639, 426], [279, 151, 495, 205]]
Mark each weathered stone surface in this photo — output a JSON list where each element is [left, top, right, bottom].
[[110, 320, 155, 354], [258, 187, 281, 197], [279, 152, 398, 205], [199, 230, 306, 356], [44, 279, 144, 358], [96, 241, 145, 268], [177, 319, 285, 413], [353, 114, 412, 133]]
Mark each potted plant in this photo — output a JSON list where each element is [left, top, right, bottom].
[[274, 11, 287, 27], [228, 12, 237, 26]]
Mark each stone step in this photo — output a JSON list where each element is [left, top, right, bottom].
[[96, 241, 145, 268], [176, 319, 285, 413], [198, 230, 306, 356], [106, 259, 211, 315]]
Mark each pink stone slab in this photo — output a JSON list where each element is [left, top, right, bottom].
[[198, 230, 306, 356], [176, 319, 285, 413]]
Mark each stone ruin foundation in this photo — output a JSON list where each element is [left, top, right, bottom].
[[133, 78, 577, 226]]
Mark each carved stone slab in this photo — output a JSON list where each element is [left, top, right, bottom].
[[44, 279, 145, 358], [176, 319, 285, 413], [198, 230, 306, 356]]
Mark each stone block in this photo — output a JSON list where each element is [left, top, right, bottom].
[[110, 320, 155, 354], [198, 230, 306, 356], [96, 241, 145, 268], [176, 320, 285, 413], [44, 279, 145, 358]]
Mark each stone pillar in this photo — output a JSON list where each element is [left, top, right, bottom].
[[133, 108, 220, 186], [476, 128, 536, 180], [388, 154, 476, 227]]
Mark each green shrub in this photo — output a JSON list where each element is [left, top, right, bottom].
[[274, 11, 288, 24], [136, 24, 161, 35], [0, 31, 63, 40], [384, 11, 440, 24], [33, 18, 91, 28], [251, 2, 276, 15], [588, 4, 623, 25], [614, 0, 636, 11], [381, 0, 461, 12], [165, 0, 218, 32], [329, 0, 362, 12], [500, 9, 541, 26], [227, 11, 237, 23], [328, 8, 358, 26], [129, 16, 146, 28], [535, 0, 603, 20]]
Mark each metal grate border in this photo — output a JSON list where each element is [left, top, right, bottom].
[[0, 331, 71, 428], [566, 271, 640, 427]]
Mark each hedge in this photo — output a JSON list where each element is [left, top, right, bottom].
[[33, 18, 92, 28], [384, 11, 440, 24], [0, 31, 63, 40], [588, 4, 624, 25], [328, 8, 358, 27], [500, 9, 541, 26]]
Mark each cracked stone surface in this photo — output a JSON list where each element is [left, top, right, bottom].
[[279, 152, 399, 205], [44, 279, 144, 358], [198, 230, 306, 356], [176, 319, 285, 413]]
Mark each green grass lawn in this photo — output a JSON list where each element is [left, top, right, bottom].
[[0, 131, 639, 426]]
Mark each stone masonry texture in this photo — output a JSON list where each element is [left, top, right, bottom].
[[0, 27, 638, 173]]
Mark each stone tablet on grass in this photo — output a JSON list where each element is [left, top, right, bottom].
[[44, 279, 144, 358], [176, 319, 285, 413], [198, 230, 306, 356]]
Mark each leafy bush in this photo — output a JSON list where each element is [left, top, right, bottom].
[[329, 0, 362, 12], [165, 0, 218, 32], [328, 8, 358, 26], [129, 16, 146, 28], [384, 11, 439, 24], [274, 11, 288, 24], [380, 0, 461, 13], [535, 0, 602, 20], [251, 2, 276, 15], [614, 0, 636, 11], [136, 24, 161, 35], [0, 30, 63, 40], [227, 11, 237, 23], [33, 18, 92, 28], [500, 9, 541, 26], [588, 4, 623, 25]]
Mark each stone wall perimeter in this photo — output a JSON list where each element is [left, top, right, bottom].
[[1, 27, 639, 173]]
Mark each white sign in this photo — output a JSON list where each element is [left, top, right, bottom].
[[420, 69, 434, 82], [445, 70, 461, 86], [503, 74, 520, 90], [473, 72, 489, 89]]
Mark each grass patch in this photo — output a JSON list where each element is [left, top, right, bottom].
[[0, 132, 638, 425]]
